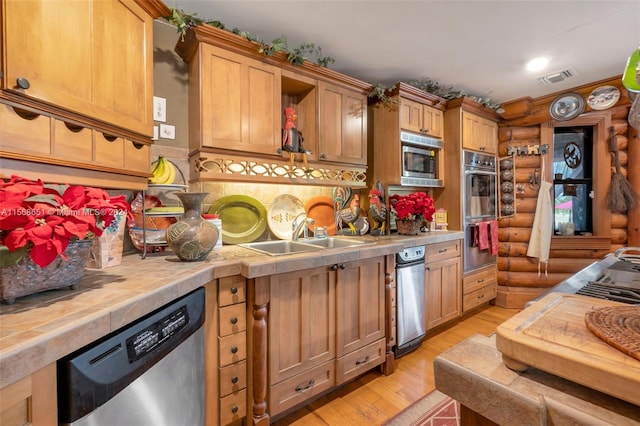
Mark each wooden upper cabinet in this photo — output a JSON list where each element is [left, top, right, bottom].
[[2, 0, 154, 137], [197, 44, 281, 155], [399, 97, 443, 139], [318, 81, 367, 165], [461, 110, 498, 154]]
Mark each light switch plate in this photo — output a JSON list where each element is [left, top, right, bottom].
[[153, 96, 166, 122]]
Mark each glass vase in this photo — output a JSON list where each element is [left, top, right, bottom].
[[166, 192, 218, 261]]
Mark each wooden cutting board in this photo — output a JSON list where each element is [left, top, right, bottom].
[[496, 292, 640, 406]]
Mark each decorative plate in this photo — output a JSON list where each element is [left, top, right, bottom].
[[208, 195, 267, 244], [304, 196, 337, 236], [587, 86, 620, 110], [549, 92, 585, 121], [267, 194, 305, 240]]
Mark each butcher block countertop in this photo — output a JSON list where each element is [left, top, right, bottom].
[[0, 231, 462, 390], [434, 294, 640, 425]]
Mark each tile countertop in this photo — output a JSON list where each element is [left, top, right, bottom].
[[434, 334, 640, 425], [0, 230, 463, 389]]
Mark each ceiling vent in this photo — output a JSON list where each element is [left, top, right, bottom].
[[537, 68, 577, 85]]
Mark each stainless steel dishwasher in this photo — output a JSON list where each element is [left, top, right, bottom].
[[57, 287, 205, 426], [394, 245, 426, 357]]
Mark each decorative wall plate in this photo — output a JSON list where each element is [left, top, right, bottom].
[[267, 194, 305, 240], [208, 195, 267, 244], [587, 86, 620, 110], [550, 92, 585, 121], [304, 195, 337, 236]]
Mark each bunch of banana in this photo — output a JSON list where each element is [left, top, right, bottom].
[[149, 156, 176, 184]]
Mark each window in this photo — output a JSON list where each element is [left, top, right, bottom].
[[553, 127, 593, 235], [541, 113, 611, 249]]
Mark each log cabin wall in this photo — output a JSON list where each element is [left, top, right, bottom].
[[495, 76, 638, 308]]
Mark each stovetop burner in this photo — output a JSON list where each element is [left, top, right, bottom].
[[577, 280, 640, 304]]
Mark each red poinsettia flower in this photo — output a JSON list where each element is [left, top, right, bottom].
[[389, 192, 436, 222], [0, 175, 132, 268]]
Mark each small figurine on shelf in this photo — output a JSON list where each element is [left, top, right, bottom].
[[282, 106, 311, 172]]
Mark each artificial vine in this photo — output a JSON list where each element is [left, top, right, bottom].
[[165, 8, 335, 68], [369, 77, 504, 113]]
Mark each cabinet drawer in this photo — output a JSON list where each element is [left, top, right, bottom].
[[219, 360, 247, 397], [53, 120, 92, 162], [0, 103, 51, 155], [94, 132, 124, 168], [336, 338, 385, 385], [269, 361, 335, 416], [219, 388, 246, 426], [463, 282, 497, 312], [219, 303, 246, 337], [124, 140, 150, 174], [463, 266, 497, 294], [218, 276, 246, 307], [426, 240, 460, 263], [219, 332, 246, 367]]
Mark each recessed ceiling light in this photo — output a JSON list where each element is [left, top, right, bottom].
[[526, 57, 549, 72]]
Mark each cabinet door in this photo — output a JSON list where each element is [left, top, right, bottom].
[[423, 105, 443, 139], [201, 45, 281, 156], [3, 0, 92, 109], [462, 111, 497, 154], [425, 256, 461, 330], [3, 0, 153, 137], [399, 97, 423, 133], [92, 0, 154, 136], [318, 81, 367, 165], [335, 257, 385, 357], [269, 266, 335, 384]]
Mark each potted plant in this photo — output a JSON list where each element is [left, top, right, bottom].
[[0, 175, 131, 303], [389, 192, 436, 235]]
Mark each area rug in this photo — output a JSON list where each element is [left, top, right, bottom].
[[385, 390, 460, 426]]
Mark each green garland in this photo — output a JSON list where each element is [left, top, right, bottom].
[[165, 8, 335, 68]]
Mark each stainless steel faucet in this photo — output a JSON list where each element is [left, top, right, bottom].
[[292, 213, 315, 241]]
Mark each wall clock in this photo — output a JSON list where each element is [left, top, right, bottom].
[[563, 142, 582, 169], [550, 92, 585, 121]]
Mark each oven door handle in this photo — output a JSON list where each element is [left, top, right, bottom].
[[464, 170, 496, 176]]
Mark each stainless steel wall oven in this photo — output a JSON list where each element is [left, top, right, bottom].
[[463, 150, 498, 272]]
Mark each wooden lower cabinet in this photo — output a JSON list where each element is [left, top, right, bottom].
[[267, 256, 386, 417], [0, 363, 57, 426], [425, 240, 462, 330], [462, 265, 497, 312]]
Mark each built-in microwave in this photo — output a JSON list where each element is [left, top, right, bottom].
[[400, 131, 443, 187]]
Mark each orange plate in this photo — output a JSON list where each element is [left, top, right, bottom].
[[305, 196, 336, 236]]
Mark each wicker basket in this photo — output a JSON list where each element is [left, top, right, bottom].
[[396, 219, 421, 235], [0, 239, 92, 304]]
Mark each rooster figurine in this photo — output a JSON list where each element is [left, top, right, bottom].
[[333, 186, 360, 235], [282, 106, 311, 172], [368, 181, 387, 236]]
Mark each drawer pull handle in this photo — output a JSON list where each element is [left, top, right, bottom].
[[16, 77, 30, 89], [331, 264, 338, 271], [438, 248, 447, 253], [355, 355, 370, 365], [477, 278, 485, 283], [231, 406, 239, 414], [478, 294, 485, 300], [231, 376, 239, 384], [339, 263, 346, 270], [230, 287, 238, 294], [295, 379, 315, 392], [230, 316, 238, 324], [231, 346, 238, 354]]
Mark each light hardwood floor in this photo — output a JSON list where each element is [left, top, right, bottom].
[[272, 304, 520, 425]]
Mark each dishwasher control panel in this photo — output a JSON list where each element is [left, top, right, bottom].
[[126, 305, 189, 362], [396, 246, 425, 264]]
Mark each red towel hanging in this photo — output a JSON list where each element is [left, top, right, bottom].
[[478, 222, 489, 250]]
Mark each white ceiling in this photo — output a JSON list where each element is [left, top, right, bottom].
[[169, 0, 640, 104]]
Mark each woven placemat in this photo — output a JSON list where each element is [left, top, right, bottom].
[[585, 306, 640, 360]]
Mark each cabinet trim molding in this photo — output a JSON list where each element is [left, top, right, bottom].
[[190, 152, 367, 187]]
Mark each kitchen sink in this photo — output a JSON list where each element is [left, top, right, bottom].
[[301, 237, 369, 248], [238, 237, 370, 256], [239, 240, 324, 256]]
